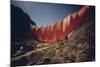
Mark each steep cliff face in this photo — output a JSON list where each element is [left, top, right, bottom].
[[11, 5, 37, 59], [11, 5, 36, 41]]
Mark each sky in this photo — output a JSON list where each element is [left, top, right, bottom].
[[11, 1, 82, 26]]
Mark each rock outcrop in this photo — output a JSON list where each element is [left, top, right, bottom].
[[11, 5, 36, 41]]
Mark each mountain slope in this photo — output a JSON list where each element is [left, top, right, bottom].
[[11, 17, 95, 66]]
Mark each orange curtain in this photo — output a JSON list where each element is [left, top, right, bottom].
[[31, 6, 90, 43]]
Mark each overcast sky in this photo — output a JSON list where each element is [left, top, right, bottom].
[[11, 1, 82, 26]]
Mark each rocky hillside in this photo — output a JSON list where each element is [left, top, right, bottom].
[[11, 17, 95, 66], [11, 5, 36, 42]]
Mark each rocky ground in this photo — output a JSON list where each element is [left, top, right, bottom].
[[11, 18, 95, 66]]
